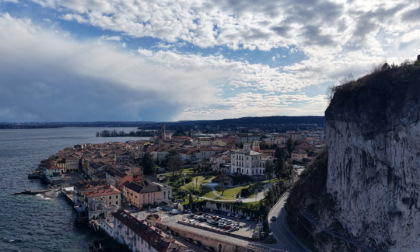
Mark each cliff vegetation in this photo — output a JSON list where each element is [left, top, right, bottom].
[[326, 59, 420, 139]]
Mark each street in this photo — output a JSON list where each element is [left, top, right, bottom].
[[268, 192, 310, 252]]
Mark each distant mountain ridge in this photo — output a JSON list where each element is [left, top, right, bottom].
[[0, 116, 325, 130]]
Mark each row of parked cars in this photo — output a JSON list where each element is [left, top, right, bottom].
[[186, 213, 242, 231], [207, 210, 260, 222]]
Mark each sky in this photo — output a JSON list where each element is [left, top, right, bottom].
[[0, 0, 419, 122]]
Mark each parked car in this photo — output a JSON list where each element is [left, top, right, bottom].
[[270, 216, 277, 221], [246, 216, 251, 221]]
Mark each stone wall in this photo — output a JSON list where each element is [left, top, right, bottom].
[[154, 221, 251, 252]]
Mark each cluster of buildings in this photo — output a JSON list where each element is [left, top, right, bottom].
[[39, 126, 325, 186], [35, 125, 326, 252], [72, 178, 171, 221]]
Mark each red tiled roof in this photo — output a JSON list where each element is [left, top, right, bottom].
[[84, 185, 121, 197], [113, 210, 187, 252]]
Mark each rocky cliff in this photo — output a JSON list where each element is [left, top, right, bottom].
[[324, 59, 420, 251]]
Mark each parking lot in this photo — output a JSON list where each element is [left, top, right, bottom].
[[178, 211, 262, 239], [125, 205, 263, 239]]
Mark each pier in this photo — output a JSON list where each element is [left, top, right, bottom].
[[12, 189, 49, 195]]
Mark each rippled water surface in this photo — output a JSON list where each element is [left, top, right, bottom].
[[0, 127, 141, 252]]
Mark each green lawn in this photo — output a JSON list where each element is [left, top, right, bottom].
[[198, 186, 219, 198], [176, 177, 276, 202], [180, 175, 215, 192], [213, 185, 249, 200]]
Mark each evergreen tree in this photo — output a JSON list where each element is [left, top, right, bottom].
[[286, 138, 295, 158], [274, 147, 286, 178], [264, 160, 274, 179], [141, 152, 156, 175]]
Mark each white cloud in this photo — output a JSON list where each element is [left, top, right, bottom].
[[62, 13, 87, 24], [103, 35, 121, 41], [25, 0, 420, 60], [2, 1, 420, 121], [0, 13, 328, 122]]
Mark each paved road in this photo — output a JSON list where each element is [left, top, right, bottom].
[[268, 192, 310, 252]]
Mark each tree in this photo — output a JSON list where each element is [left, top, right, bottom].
[[274, 147, 286, 178], [166, 150, 182, 177], [219, 173, 229, 196], [286, 138, 294, 158], [189, 193, 194, 210], [264, 160, 274, 179], [141, 152, 156, 175]]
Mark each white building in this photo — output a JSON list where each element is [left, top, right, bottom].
[[112, 210, 188, 252], [230, 144, 268, 176]]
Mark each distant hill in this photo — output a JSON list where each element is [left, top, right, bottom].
[[0, 116, 325, 130]]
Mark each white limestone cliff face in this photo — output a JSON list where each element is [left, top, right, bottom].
[[326, 119, 420, 251]]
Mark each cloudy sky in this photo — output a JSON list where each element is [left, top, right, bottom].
[[0, 0, 419, 122]]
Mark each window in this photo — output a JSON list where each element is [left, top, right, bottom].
[[116, 201, 118, 205], [116, 195, 118, 199], [109, 196, 111, 199]]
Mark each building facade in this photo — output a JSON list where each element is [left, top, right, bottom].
[[113, 210, 188, 252], [230, 144, 267, 176], [123, 180, 170, 209]]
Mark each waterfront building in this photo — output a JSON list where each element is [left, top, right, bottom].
[[112, 210, 188, 252], [73, 179, 108, 206], [73, 180, 121, 220], [44, 164, 63, 183], [83, 184, 121, 220]]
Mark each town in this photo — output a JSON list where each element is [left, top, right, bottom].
[[29, 124, 326, 252]]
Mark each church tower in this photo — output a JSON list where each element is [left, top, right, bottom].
[[161, 124, 166, 141]]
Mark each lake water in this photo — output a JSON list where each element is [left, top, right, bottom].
[[0, 127, 145, 252]]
